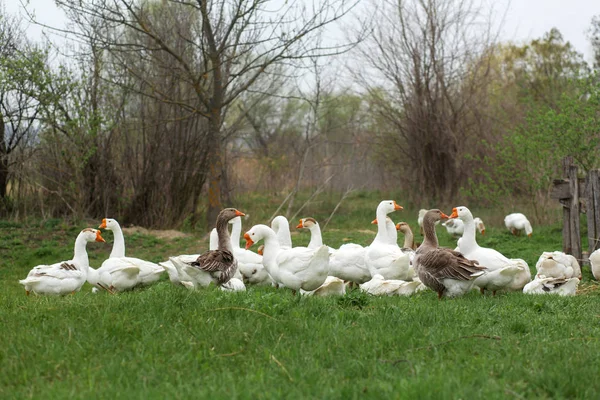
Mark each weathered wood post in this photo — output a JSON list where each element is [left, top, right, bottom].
[[551, 157, 582, 261], [567, 160, 581, 261], [586, 169, 600, 254]]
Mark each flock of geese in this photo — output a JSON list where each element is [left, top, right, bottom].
[[18, 201, 600, 298]]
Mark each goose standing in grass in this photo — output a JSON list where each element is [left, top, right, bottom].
[[504, 213, 533, 237], [535, 251, 581, 280], [99, 218, 165, 286], [359, 274, 421, 296], [414, 209, 486, 299], [364, 200, 413, 280], [169, 208, 245, 288], [87, 259, 140, 294], [19, 228, 105, 295], [442, 217, 485, 238], [523, 276, 579, 296], [244, 224, 329, 292], [590, 248, 600, 280], [271, 215, 292, 249], [450, 206, 527, 294], [297, 217, 371, 284]]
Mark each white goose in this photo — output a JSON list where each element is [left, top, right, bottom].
[[87, 259, 140, 293], [360, 274, 421, 296], [590, 248, 600, 280], [523, 276, 579, 296], [297, 217, 370, 286], [244, 224, 329, 292], [450, 206, 528, 294], [229, 216, 272, 285], [99, 218, 164, 286], [504, 213, 533, 237], [271, 215, 292, 249], [364, 200, 412, 280], [20, 228, 105, 295], [535, 251, 581, 280], [300, 276, 346, 296]]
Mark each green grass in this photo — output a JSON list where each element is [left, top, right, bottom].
[[2, 194, 600, 399]]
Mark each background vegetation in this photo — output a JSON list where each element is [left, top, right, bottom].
[[1, 0, 600, 232]]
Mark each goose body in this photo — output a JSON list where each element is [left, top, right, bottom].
[[414, 209, 486, 298], [535, 251, 581, 280], [364, 200, 412, 280], [87, 258, 141, 293], [590, 249, 600, 280], [19, 229, 105, 295], [300, 276, 346, 296], [98, 218, 164, 286], [229, 216, 272, 285], [504, 213, 533, 237], [451, 206, 528, 293], [244, 224, 329, 291], [297, 217, 370, 284], [360, 274, 421, 296], [442, 217, 485, 238], [523, 276, 579, 296]]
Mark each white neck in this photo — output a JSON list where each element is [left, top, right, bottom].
[[209, 228, 218, 250], [308, 223, 323, 249], [86, 266, 100, 286], [386, 220, 397, 245], [230, 217, 241, 250], [73, 234, 91, 270], [272, 217, 292, 248], [109, 223, 126, 258], [374, 206, 390, 243], [459, 214, 478, 253], [257, 226, 281, 281]]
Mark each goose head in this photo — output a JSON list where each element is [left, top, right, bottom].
[[474, 217, 486, 235], [423, 209, 450, 225], [81, 228, 106, 243], [257, 245, 264, 255], [376, 200, 403, 215], [449, 206, 474, 222], [395, 221, 412, 234], [297, 217, 318, 229], [219, 208, 245, 221], [99, 218, 120, 231], [243, 224, 271, 249]]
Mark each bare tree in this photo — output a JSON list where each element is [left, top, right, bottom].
[[353, 0, 498, 203], [46, 0, 361, 228]]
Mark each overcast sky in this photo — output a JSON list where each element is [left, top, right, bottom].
[[6, 0, 600, 64]]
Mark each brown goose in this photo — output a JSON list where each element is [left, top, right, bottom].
[[186, 208, 245, 286], [395, 222, 417, 250], [414, 209, 486, 299]]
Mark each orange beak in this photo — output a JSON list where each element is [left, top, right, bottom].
[[393, 201, 403, 211], [257, 245, 264, 256], [244, 233, 254, 249], [449, 208, 458, 219], [371, 218, 378, 225], [99, 218, 107, 229], [395, 223, 401, 231], [481, 229, 486, 236], [528, 233, 532, 238], [95, 230, 106, 243], [235, 210, 245, 217], [296, 219, 304, 229], [440, 212, 450, 220]]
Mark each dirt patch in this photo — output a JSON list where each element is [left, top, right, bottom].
[[122, 226, 190, 240]]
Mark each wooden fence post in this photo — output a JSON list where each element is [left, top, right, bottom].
[[561, 157, 573, 255], [587, 169, 600, 254], [567, 163, 581, 261]]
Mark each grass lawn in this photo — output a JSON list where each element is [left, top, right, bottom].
[[1, 193, 600, 399]]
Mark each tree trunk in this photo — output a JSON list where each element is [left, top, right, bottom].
[[206, 114, 223, 230], [0, 114, 8, 201]]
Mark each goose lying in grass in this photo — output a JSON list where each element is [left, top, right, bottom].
[[359, 274, 421, 296], [442, 217, 485, 238], [535, 251, 581, 280], [504, 213, 533, 237], [450, 206, 527, 294], [244, 224, 329, 292], [297, 217, 370, 284], [220, 278, 246, 292], [590, 249, 600, 280], [20, 228, 105, 296], [415, 209, 486, 298], [300, 276, 346, 296], [523, 276, 579, 296], [364, 200, 412, 280], [169, 208, 245, 288], [87, 259, 140, 293], [99, 218, 164, 286]]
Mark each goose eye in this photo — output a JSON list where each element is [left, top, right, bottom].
[[252, 269, 257, 274]]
